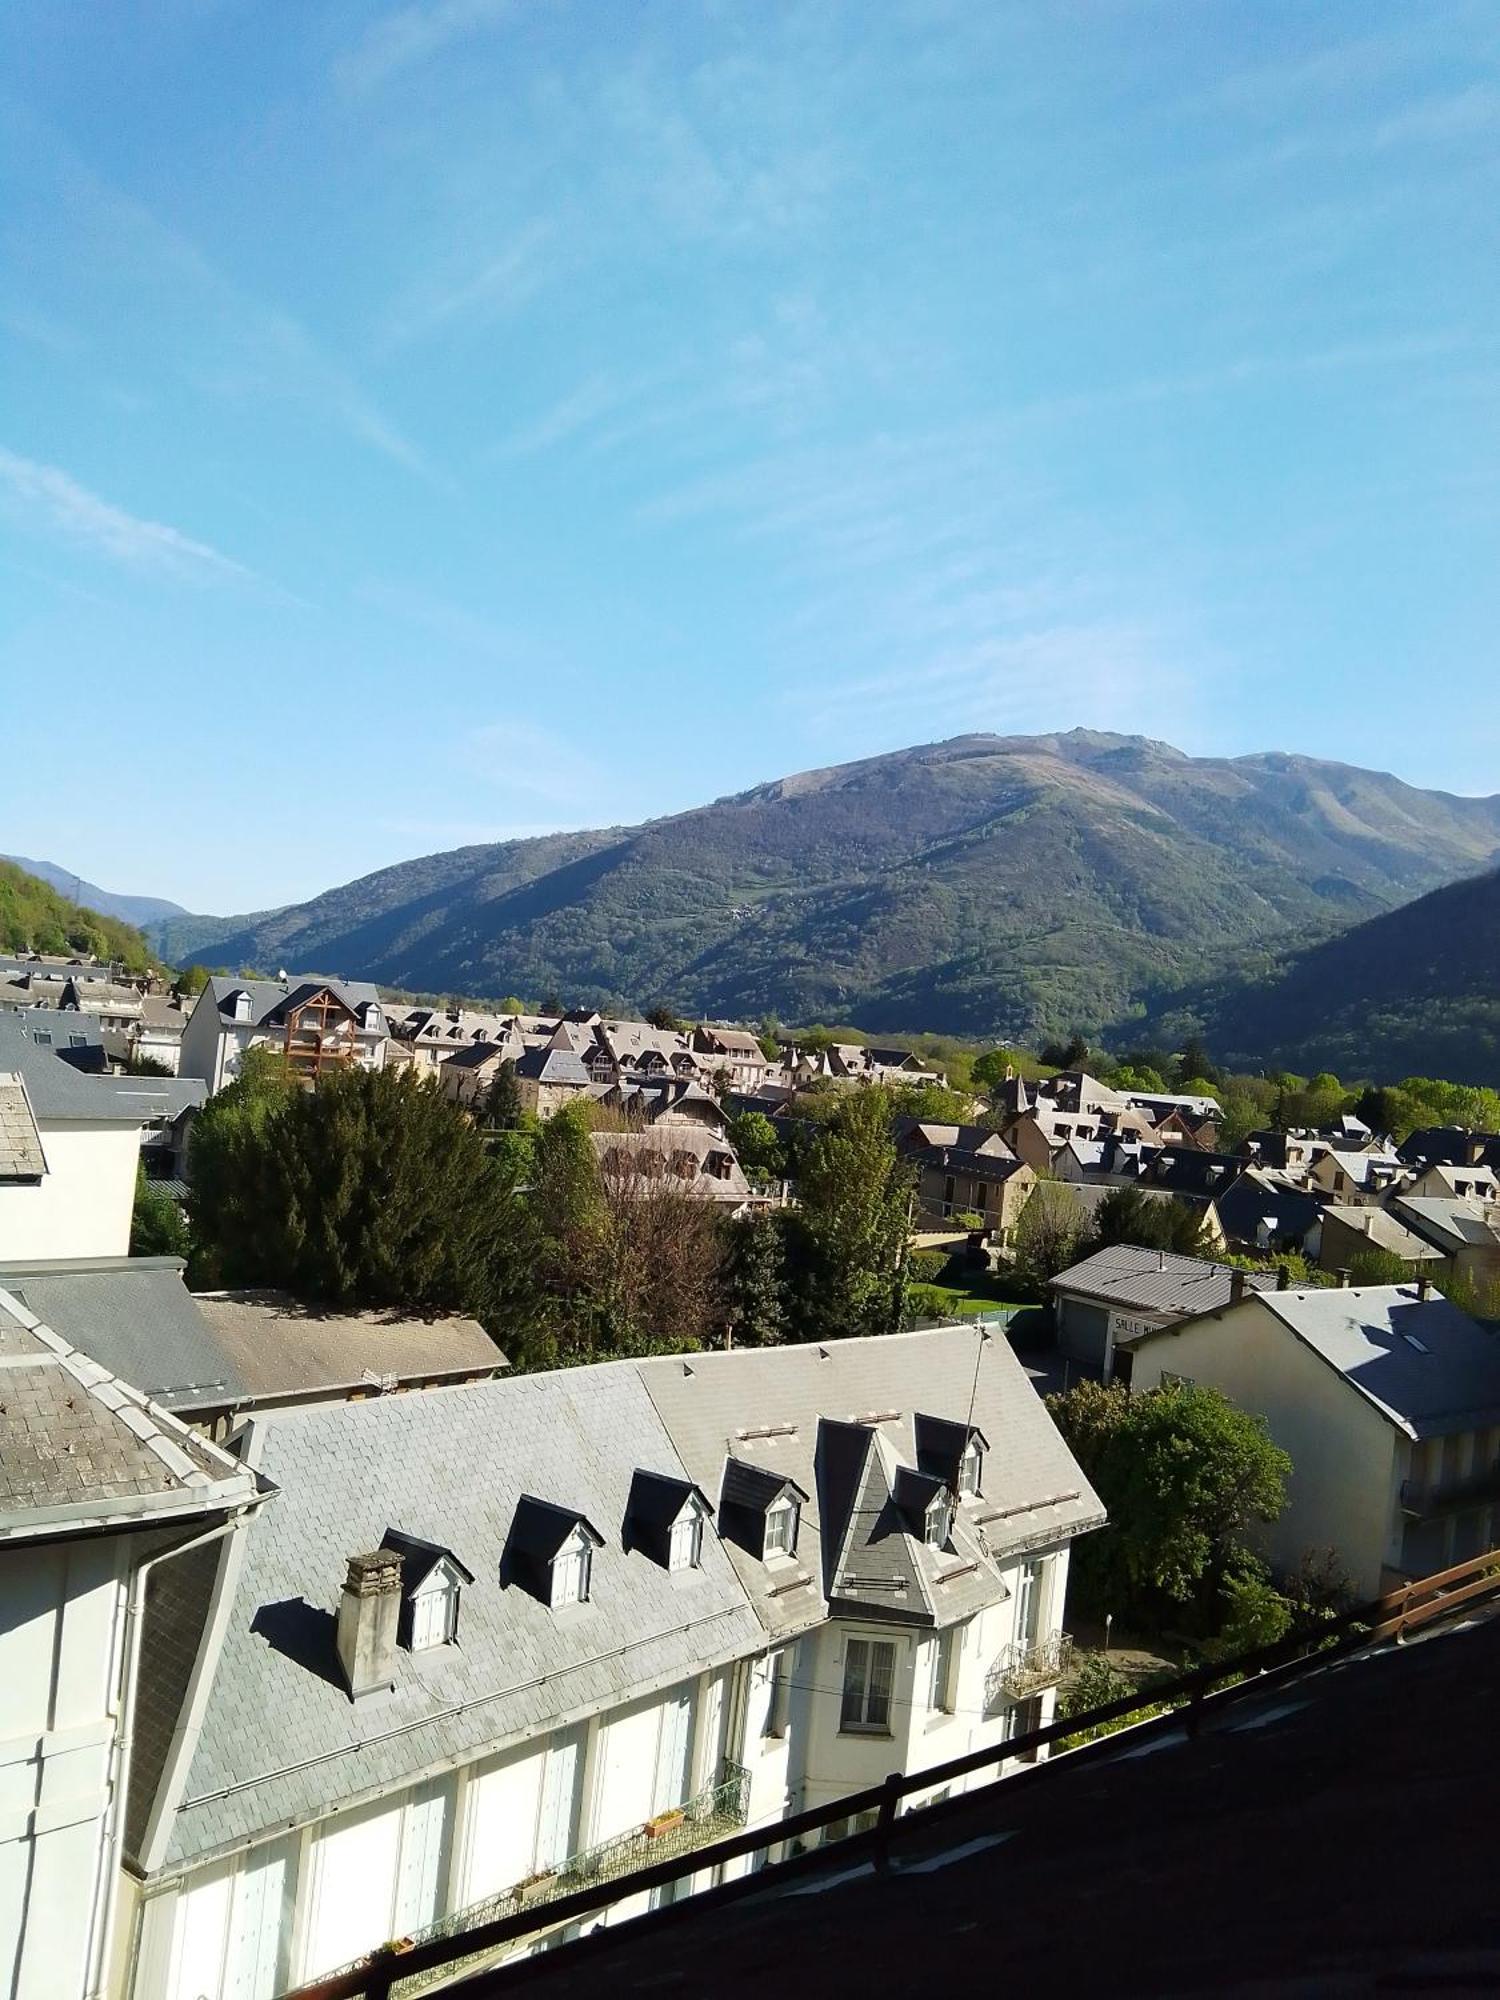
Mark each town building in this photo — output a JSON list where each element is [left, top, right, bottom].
[[178, 978, 388, 1093], [1130, 1281, 1500, 1594], [1049, 1242, 1277, 1384], [0, 1016, 147, 1260]]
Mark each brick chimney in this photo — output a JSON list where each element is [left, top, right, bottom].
[[1230, 1269, 1247, 1306], [336, 1549, 403, 1701]]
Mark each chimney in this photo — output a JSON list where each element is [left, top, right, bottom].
[[1230, 1269, 1247, 1306], [1417, 1273, 1431, 1302], [1336, 1268, 1351, 1289], [1276, 1264, 1291, 1291], [336, 1549, 403, 1701]]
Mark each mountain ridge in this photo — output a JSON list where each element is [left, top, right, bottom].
[[3, 856, 189, 927], [147, 731, 1500, 1044]]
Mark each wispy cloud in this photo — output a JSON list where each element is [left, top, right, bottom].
[[336, 0, 519, 94], [380, 219, 557, 351], [0, 446, 252, 581], [458, 719, 605, 811]]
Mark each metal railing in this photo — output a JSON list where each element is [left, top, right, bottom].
[[309, 1761, 750, 1998], [285, 1549, 1500, 2000], [987, 1630, 1075, 1706]]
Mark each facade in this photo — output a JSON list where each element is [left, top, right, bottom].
[[0, 1017, 146, 1260], [513, 1044, 592, 1117], [1130, 1282, 1500, 1595], [1389, 1195, 1500, 1296], [914, 1150, 1035, 1241], [121, 1326, 1101, 1998], [178, 978, 387, 1093], [589, 1126, 759, 1210], [0, 1282, 265, 2000]]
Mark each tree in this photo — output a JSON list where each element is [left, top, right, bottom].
[[188, 1059, 531, 1336], [176, 964, 211, 997], [1173, 1037, 1220, 1089], [124, 1050, 174, 1077], [130, 1165, 189, 1258], [1048, 1379, 1292, 1636], [728, 1110, 785, 1187], [645, 1004, 683, 1031], [790, 1087, 911, 1342], [1011, 1179, 1091, 1296], [1092, 1184, 1209, 1258], [1040, 1034, 1090, 1070], [724, 1211, 789, 1347], [483, 1060, 522, 1130]]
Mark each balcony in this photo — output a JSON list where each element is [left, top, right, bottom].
[[356, 1760, 751, 1996], [985, 1632, 1075, 1709], [1401, 1461, 1500, 1517]]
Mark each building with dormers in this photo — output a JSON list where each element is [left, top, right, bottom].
[[118, 1324, 1101, 1998], [178, 977, 388, 1092]]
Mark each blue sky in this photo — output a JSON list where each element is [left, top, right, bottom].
[[2, 1, 1496, 914]]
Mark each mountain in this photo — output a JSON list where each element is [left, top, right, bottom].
[[1169, 867, 1500, 1087], [162, 732, 1500, 1042], [3, 856, 188, 927], [0, 860, 159, 972]]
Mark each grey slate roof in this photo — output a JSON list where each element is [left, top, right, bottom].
[[1254, 1284, 1500, 1439], [0, 1014, 147, 1122], [153, 1366, 763, 1871], [516, 1045, 591, 1086], [1320, 1206, 1445, 1263], [189, 1291, 504, 1404], [0, 1284, 261, 1538], [0, 1076, 46, 1181], [1050, 1242, 1278, 1319], [638, 1326, 1104, 1643], [202, 975, 382, 1028], [1390, 1196, 1500, 1256], [0, 1259, 246, 1411]]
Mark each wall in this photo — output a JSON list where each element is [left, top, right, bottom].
[[0, 1537, 128, 2000], [0, 1119, 141, 1261], [1131, 1301, 1399, 1596]]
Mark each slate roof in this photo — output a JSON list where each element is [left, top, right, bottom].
[[1320, 1206, 1445, 1263], [1391, 1197, 1500, 1256], [638, 1326, 1104, 1643], [0, 1283, 261, 1539], [0, 1076, 46, 1181], [189, 1291, 504, 1404], [0, 1259, 246, 1411], [202, 975, 382, 1029], [1050, 1243, 1278, 1318], [0, 1014, 147, 1121], [1251, 1284, 1500, 1439], [515, 1045, 591, 1086], [150, 1366, 764, 1871]]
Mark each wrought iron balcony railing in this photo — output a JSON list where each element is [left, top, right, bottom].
[[1401, 1460, 1500, 1516], [985, 1631, 1075, 1710], [332, 1759, 751, 1997]]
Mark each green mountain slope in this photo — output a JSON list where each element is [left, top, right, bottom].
[[0, 861, 159, 972], [1172, 867, 1500, 1086], [1, 856, 187, 927], [176, 732, 1500, 1040]]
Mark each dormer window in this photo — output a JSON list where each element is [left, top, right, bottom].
[[764, 1494, 799, 1558], [551, 1527, 593, 1607], [505, 1497, 606, 1611], [718, 1458, 809, 1564], [925, 1491, 954, 1549], [380, 1530, 474, 1653], [362, 1001, 382, 1030], [669, 1511, 704, 1571], [626, 1469, 713, 1572], [958, 1437, 985, 1498]]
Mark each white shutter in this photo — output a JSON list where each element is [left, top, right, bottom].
[[303, 1797, 402, 1977], [394, 1779, 453, 1936], [534, 1725, 585, 1872], [460, 1748, 545, 1902], [652, 1688, 694, 1814], [166, 1862, 232, 2000], [224, 1837, 294, 2000]]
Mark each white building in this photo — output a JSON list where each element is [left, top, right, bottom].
[[1130, 1280, 1500, 1595], [0, 1017, 147, 1261], [121, 1325, 1102, 1998], [0, 1283, 265, 2000], [178, 978, 387, 1094]]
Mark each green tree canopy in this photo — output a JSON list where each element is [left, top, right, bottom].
[[1048, 1379, 1292, 1634], [1091, 1184, 1209, 1258], [790, 1087, 911, 1342], [727, 1109, 785, 1187]]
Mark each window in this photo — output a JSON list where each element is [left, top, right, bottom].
[[669, 1511, 703, 1572], [1016, 1558, 1046, 1648], [760, 1647, 793, 1738], [551, 1537, 592, 1608], [764, 1495, 799, 1559], [409, 1580, 458, 1651], [925, 1493, 952, 1549], [924, 1626, 960, 1715], [1007, 1695, 1043, 1764], [840, 1636, 896, 1734], [958, 1437, 984, 1498]]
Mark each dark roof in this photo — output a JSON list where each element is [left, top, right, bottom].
[[380, 1527, 475, 1590], [892, 1464, 948, 1520], [1049, 1243, 1279, 1317], [515, 1045, 591, 1085], [720, 1458, 808, 1512], [627, 1468, 712, 1536], [0, 1015, 148, 1122], [913, 1413, 986, 1482], [1215, 1173, 1325, 1243], [507, 1494, 606, 1562]]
